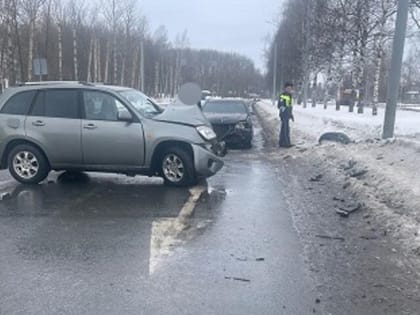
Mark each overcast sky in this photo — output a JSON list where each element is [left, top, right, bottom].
[[141, 0, 283, 73]]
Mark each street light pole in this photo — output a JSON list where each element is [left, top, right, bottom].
[[272, 42, 278, 105], [382, 0, 409, 139]]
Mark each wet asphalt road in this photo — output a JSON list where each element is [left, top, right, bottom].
[[0, 123, 318, 315]]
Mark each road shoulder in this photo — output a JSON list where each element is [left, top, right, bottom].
[[255, 101, 420, 314]]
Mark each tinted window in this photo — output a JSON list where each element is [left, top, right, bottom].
[[31, 90, 79, 119], [203, 101, 247, 114], [45, 90, 79, 118], [83, 90, 126, 121], [1, 91, 36, 115], [31, 91, 45, 116]]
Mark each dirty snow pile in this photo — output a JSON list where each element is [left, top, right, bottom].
[[255, 100, 420, 260]]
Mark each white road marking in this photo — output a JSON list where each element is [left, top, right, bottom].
[[149, 185, 206, 275]]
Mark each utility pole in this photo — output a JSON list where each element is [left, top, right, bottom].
[[272, 42, 278, 105], [302, 0, 312, 109], [382, 0, 409, 139]]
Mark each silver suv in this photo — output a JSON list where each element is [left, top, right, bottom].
[[0, 82, 224, 186]]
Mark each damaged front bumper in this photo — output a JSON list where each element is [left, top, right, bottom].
[[211, 140, 227, 157], [192, 141, 225, 178]]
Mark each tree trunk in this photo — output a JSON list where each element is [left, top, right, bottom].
[[93, 38, 98, 82], [7, 15, 15, 84], [323, 65, 332, 109], [28, 20, 34, 81], [72, 28, 78, 81], [58, 22, 63, 80], [372, 54, 381, 116], [104, 41, 110, 83], [311, 73, 318, 107], [44, 0, 52, 78], [169, 64, 174, 97], [87, 36, 93, 82], [302, 74, 309, 108], [97, 39, 102, 82], [120, 54, 125, 86], [113, 34, 117, 84], [154, 61, 159, 97], [1, 44, 5, 89], [165, 63, 170, 96], [131, 48, 138, 88], [12, 9, 24, 82], [140, 40, 144, 91]]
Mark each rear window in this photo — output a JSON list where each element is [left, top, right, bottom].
[[30, 90, 80, 119], [203, 101, 247, 114], [0, 91, 36, 115]]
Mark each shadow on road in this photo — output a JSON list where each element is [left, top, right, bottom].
[[0, 173, 193, 218]]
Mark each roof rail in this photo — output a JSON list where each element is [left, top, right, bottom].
[[18, 81, 99, 87], [78, 81, 96, 86], [18, 81, 81, 86]]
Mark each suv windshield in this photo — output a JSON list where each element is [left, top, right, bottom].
[[118, 89, 162, 118], [203, 101, 247, 114]]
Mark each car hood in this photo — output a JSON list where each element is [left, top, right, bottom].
[[153, 105, 210, 127], [204, 113, 248, 125]]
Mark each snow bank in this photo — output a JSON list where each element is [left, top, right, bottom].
[[258, 100, 420, 143], [255, 100, 420, 268]]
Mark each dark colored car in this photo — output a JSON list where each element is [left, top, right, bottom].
[[202, 99, 253, 148]]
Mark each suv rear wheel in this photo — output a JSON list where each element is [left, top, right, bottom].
[[8, 144, 50, 184], [160, 147, 196, 187]]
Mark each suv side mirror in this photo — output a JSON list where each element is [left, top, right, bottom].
[[118, 110, 133, 122]]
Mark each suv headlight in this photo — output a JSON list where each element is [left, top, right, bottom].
[[197, 125, 217, 141]]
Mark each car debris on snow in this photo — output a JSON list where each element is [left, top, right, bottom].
[[224, 276, 251, 283], [315, 234, 345, 241], [319, 132, 352, 145], [360, 235, 378, 240], [341, 160, 357, 171], [310, 174, 324, 182], [336, 203, 363, 217], [342, 182, 351, 189], [348, 169, 369, 179], [0, 192, 11, 200]]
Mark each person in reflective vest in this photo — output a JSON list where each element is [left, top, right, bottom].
[[277, 82, 294, 148]]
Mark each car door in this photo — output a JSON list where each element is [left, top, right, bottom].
[[25, 89, 82, 166], [81, 90, 145, 167], [0, 90, 37, 141]]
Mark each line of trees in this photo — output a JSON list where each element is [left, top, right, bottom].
[[266, 0, 420, 109], [0, 0, 264, 97]]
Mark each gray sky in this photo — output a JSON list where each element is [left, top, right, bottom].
[[141, 0, 282, 72]]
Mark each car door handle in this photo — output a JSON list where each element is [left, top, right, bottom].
[[83, 123, 97, 130], [32, 120, 45, 127]]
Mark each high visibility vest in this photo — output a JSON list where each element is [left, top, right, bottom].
[[279, 94, 292, 107]]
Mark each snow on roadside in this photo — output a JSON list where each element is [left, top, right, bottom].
[[255, 100, 420, 271], [258, 99, 420, 143]]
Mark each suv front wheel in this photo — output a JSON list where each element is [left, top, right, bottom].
[[160, 147, 196, 187], [8, 144, 50, 184]]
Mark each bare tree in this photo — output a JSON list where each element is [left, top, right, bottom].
[[22, 0, 46, 81]]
